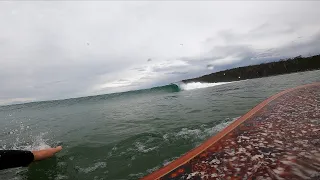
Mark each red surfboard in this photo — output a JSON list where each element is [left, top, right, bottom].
[[142, 82, 320, 180]]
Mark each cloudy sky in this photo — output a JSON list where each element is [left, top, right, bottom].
[[0, 1, 319, 105]]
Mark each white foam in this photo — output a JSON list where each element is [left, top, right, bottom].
[[175, 117, 238, 140], [146, 165, 161, 174], [75, 162, 107, 174], [178, 82, 232, 91], [175, 128, 202, 139], [161, 117, 239, 149], [134, 142, 158, 153], [128, 172, 144, 179], [163, 156, 178, 166], [54, 174, 69, 180]]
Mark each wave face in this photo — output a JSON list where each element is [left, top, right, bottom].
[[0, 81, 232, 109], [148, 81, 232, 93], [145, 81, 232, 93], [148, 83, 181, 93]]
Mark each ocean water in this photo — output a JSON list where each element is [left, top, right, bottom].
[[0, 70, 319, 180]]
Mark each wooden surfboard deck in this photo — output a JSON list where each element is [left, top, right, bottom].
[[142, 83, 320, 180]]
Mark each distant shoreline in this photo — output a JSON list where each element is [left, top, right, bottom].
[[2, 55, 320, 107], [182, 55, 320, 83]]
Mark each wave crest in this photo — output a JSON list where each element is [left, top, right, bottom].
[[149, 81, 232, 93], [176, 81, 232, 91]]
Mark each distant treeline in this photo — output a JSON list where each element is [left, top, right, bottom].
[[183, 55, 320, 83]]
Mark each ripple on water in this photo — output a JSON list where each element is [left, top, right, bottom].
[[75, 162, 107, 174], [162, 117, 238, 143], [54, 174, 69, 180]]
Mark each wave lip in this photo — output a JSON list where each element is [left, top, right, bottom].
[[177, 81, 232, 91], [147, 81, 233, 93]]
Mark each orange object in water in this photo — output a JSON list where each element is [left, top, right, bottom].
[[142, 82, 320, 180]]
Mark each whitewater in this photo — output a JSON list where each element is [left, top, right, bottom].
[[177, 81, 233, 91]]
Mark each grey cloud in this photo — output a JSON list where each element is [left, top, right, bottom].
[[248, 23, 295, 36], [0, 1, 319, 105], [165, 71, 188, 75], [181, 30, 320, 75], [205, 23, 295, 46], [130, 29, 320, 88]]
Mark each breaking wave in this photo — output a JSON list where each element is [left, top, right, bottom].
[[147, 81, 233, 93], [1, 81, 234, 108], [177, 81, 232, 91]]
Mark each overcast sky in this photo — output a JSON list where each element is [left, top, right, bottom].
[[0, 1, 319, 105]]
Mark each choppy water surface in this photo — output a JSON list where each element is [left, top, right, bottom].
[[0, 70, 319, 180]]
